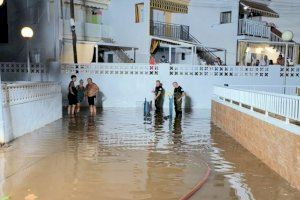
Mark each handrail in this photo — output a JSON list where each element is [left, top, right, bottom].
[[228, 85, 300, 96], [214, 86, 300, 122]]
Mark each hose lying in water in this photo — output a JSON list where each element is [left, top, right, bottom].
[[179, 163, 211, 200]]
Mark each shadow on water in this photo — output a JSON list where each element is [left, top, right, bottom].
[[172, 116, 183, 145], [184, 93, 193, 109], [96, 91, 106, 108]]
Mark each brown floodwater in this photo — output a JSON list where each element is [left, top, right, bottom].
[[0, 108, 299, 200]]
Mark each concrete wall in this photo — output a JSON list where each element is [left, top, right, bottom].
[[60, 64, 300, 109], [0, 82, 62, 144], [211, 100, 300, 190]]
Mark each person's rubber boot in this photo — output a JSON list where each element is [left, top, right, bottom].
[[176, 111, 182, 117]]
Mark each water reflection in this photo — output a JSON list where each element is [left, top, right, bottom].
[[0, 108, 299, 200]]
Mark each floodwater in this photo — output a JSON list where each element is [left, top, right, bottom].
[[0, 108, 299, 200]]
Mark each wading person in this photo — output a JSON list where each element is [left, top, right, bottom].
[[153, 80, 164, 112], [76, 79, 85, 113], [172, 82, 185, 117], [85, 78, 99, 115], [68, 75, 78, 115]]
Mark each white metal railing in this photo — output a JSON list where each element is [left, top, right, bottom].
[[61, 63, 159, 75], [214, 86, 300, 123], [238, 19, 270, 38], [229, 85, 300, 96], [1, 82, 61, 106], [0, 62, 46, 73]]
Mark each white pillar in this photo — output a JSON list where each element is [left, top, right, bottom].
[[27, 40, 31, 81], [95, 45, 98, 63], [191, 46, 194, 65], [284, 43, 288, 94], [169, 45, 172, 63], [0, 76, 4, 144]]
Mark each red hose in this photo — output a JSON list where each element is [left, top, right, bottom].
[[179, 163, 211, 200]]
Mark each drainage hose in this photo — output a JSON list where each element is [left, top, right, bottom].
[[179, 163, 211, 200]]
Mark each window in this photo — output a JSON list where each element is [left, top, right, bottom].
[[135, 3, 144, 23], [87, 8, 102, 24], [181, 53, 185, 60], [108, 54, 114, 63], [220, 11, 232, 24]]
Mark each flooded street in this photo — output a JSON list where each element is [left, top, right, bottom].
[[0, 108, 299, 200]]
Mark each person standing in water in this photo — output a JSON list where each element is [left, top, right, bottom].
[[153, 80, 164, 112], [68, 75, 78, 115], [172, 82, 185, 116], [76, 79, 85, 113], [85, 78, 99, 115]]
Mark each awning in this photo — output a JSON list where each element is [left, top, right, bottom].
[[61, 42, 95, 63], [240, 0, 279, 18], [150, 0, 189, 14]]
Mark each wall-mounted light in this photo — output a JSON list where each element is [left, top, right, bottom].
[[243, 6, 249, 10], [0, 0, 4, 6]]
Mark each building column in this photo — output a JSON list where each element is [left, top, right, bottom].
[[169, 45, 172, 63], [0, 76, 4, 144], [95, 45, 99, 63], [133, 48, 136, 63]]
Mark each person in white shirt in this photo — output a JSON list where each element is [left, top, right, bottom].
[[260, 55, 269, 66]]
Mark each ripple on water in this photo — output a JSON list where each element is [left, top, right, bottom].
[[0, 108, 299, 200]]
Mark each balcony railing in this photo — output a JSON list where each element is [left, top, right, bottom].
[[150, 21, 190, 42], [238, 19, 270, 38]]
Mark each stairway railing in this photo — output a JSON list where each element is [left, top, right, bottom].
[[103, 38, 133, 63], [187, 32, 219, 64]]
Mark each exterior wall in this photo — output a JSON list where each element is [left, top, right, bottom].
[[102, 0, 151, 63], [172, 0, 240, 65], [1, 82, 62, 144], [60, 63, 300, 108], [62, 1, 111, 42], [267, 0, 300, 42], [0, 62, 48, 82], [211, 100, 300, 189]]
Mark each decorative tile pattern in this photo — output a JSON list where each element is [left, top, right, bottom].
[[61, 63, 159, 76], [2, 82, 61, 106], [280, 67, 300, 78], [170, 65, 269, 77], [0, 62, 46, 74]]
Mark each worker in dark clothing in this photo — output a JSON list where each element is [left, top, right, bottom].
[[153, 80, 164, 112], [173, 82, 185, 116]]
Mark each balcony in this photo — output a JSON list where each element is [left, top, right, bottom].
[[238, 19, 271, 39], [63, 20, 111, 42], [150, 21, 190, 42]]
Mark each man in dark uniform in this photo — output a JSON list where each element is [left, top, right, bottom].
[[173, 82, 185, 116], [153, 80, 164, 112]]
